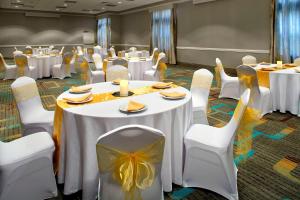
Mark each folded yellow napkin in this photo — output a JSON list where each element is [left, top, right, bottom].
[[112, 79, 121, 85], [160, 91, 186, 98], [294, 68, 300, 73], [69, 86, 92, 93], [63, 93, 92, 103], [127, 101, 145, 112], [284, 63, 297, 68], [260, 67, 276, 71], [260, 62, 272, 65], [152, 82, 173, 89]]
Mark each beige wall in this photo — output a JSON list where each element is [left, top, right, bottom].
[[116, 0, 272, 67], [0, 11, 97, 57]]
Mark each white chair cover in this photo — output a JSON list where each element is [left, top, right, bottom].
[[242, 55, 257, 65], [14, 54, 38, 80], [106, 65, 130, 82], [190, 69, 213, 124], [52, 52, 73, 79], [87, 62, 105, 84], [110, 47, 117, 58], [150, 48, 159, 64], [129, 47, 137, 52], [59, 46, 65, 55], [13, 50, 23, 56], [11, 77, 54, 135], [216, 58, 239, 99], [237, 65, 272, 118], [93, 53, 103, 70], [0, 53, 17, 80], [294, 57, 300, 65], [96, 125, 165, 200], [144, 52, 166, 81], [183, 89, 251, 200], [112, 58, 128, 67], [0, 132, 57, 200]]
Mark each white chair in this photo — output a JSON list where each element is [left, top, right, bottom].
[[14, 54, 38, 80], [87, 62, 105, 84], [93, 53, 103, 70], [129, 47, 137, 52], [106, 65, 130, 82], [11, 77, 54, 136], [13, 50, 23, 56], [52, 52, 73, 79], [216, 58, 240, 100], [237, 65, 272, 118], [112, 58, 128, 68], [59, 46, 65, 55], [76, 46, 84, 63], [0, 53, 17, 80], [183, 89, 251, 200], [294, 57, 300, 66], [242, 55, 257, 65], [24, 47, 33, 55], [96, 125, 165, 200], [150, 48, 159, 64], [70, 53, 76, 74], [144, 52, 166, 81], [0, 132, 57, 200], [190, 69, 213, 124], [109, 47, 117, 58]]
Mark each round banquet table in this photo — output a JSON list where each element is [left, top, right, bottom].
[[107, 58, 153, 80], [28, 55, 62, 78], [56, 81, 193, 200], [255, 64, 300, 116]]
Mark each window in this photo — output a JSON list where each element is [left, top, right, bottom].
[[151, 8, 176, 64], [97, 18, 111, 48], [276, 0, 300, 61]]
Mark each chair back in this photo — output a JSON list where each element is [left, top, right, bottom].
[[112, 58, 128, 68], [96, 125, 165, 200], [13, 50, 23, 56], [129, 47, 137, 52], [110, 47, 117, 58], [0, 53, 7, 69], [77, 46, 83, 55], [106, 65, 129, 81], [237, 65, 262, 109], [223, 89, 250, 146], [294, 57, 300, 65], [93, 53, 103, 70], [11, 77, 45, 124], [153, 52, 166, 70], [24, 47, 33, 55], [190, 69, 213, 109], [59, 46, 65, 55], [242, 55, 257, 65], [215, 58, 228, 81]]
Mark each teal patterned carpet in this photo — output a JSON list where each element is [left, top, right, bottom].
[[0, 63, 299, 200]]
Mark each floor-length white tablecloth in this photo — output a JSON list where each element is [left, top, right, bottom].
[[28, 55, 62, 78], [255, 64, 300, 115], [270, 66, 300, 115], [56, 81, 193, 200]]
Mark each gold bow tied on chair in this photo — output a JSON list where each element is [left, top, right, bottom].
[[96, 137, 164, 200]]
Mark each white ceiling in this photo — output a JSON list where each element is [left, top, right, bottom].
[[0, 0, 166, 14]]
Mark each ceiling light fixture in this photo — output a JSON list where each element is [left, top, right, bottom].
[[118, 1, 122, 4]]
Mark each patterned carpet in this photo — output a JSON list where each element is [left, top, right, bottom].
[[0, 63, 299, 200]]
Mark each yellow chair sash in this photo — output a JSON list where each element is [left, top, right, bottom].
[[215, 66, 221, 88], [15, 56, 27, 77], [96, 137, 164, 200], [12, 83, 39, 103], [158, 62, 167, 81]]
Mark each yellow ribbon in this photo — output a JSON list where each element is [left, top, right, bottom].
[[158, 62, 168, 81], [214, 66, 221, 88], [96, 137, 165, 200], [12, 83, 39, 103], [80, 60, 89, 81], [15, 56, 27, 77]]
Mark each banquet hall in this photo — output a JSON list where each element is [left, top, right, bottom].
[[0, 0, 299, 200]]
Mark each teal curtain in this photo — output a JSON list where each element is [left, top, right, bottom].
[[97, 18, 111, 48], [151, 9, 176, 64], [274, 0, 300, 62]]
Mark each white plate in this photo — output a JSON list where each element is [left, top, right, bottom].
[[161, 95, 185, 100], [119, 103, 147, 113], [66, 96, 93, 104]]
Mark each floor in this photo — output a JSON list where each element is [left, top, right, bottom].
[[0, 63, 299, 200]]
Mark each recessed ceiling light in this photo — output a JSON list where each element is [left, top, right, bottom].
[[64, 3, 68, 7], [102, 7, 105, 9], [56, 8, 60, 11], [118, 1, 122, 4], [16, 0, 22, 3]]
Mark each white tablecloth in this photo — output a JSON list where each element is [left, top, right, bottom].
[[107, 58, 153, 80], [255, 64, 300, 115], [28, 55, 62, 78], [56, 81, 193, 200], [127, 51, 150, 58], [270, 66, 300, 115]]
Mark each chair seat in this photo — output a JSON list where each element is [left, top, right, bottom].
[[23, 110, 54, 126], [185, 124, 228, 151], [28, 65, 36, 70], [144, 69, 155, 76]]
